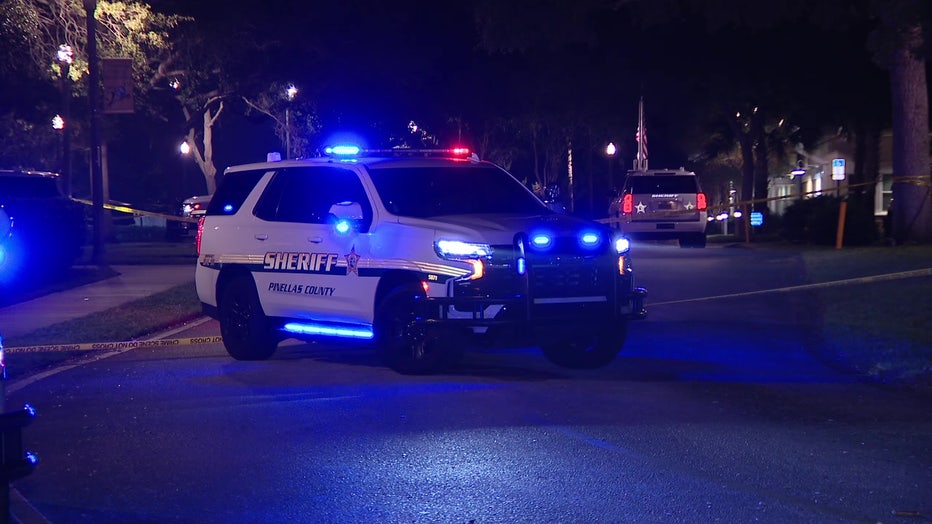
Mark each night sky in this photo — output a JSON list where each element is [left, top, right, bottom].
[[5, 1, 903, 204]]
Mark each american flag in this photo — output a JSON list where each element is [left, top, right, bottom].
[[636, 125, 647, 163], [634, 97, 648, 171]]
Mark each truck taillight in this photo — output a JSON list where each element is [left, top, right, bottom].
[[622, 194, 633, 214], [196, 217, 205, 255], [697, 192, 707, 211]]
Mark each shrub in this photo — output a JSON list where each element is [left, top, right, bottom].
[[781, 196, 878, 246]]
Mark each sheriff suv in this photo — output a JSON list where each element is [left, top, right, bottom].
[[609, 168, 708, 248], [195, 147, 646, 374]]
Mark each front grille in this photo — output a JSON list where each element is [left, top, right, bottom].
[[529, 257, 606, 298], [454, 239, 615, 300]]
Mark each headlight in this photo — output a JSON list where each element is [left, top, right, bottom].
[[614, 236, 631, 255], [579, 231, 602, 249], [434, 240, 491, 259]]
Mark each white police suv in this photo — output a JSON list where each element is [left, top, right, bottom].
[[195, 146, 646, 374], [609, 168, 708, 248]]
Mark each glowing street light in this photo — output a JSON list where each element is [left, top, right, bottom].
[[606, 142, 617, 191], [57, 44, 74, 66], [179, 141, 191, 155], [52, 115, 65, 130]]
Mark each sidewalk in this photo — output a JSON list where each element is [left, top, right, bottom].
[[0, 265, 195, 339]]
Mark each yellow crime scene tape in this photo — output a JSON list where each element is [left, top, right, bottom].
[[71, 198, 200, 224], [4, 336, 224, 354]]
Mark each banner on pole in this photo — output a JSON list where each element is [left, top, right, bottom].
[[102, 58, 134, 114]]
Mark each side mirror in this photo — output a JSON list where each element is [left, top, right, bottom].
[[328, 201, 366, 234], [0, 207, 11, 239], [329, 201, 364, 221]]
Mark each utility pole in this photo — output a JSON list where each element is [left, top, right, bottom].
[[84, 0, 105, 263]]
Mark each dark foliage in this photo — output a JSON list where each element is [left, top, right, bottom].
[[781, 195, 878, 245]]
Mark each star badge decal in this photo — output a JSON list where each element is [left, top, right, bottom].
[[344, 246, 361, 276], [635, 201, 647, 214]]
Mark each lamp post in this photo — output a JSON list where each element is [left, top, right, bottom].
[[179, 141, 191, 196], [284, 84, 297, 159], [605, 142, 617, 191], [57, 44, 74, 197]]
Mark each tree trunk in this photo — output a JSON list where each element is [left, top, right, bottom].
[[889, 25, 932, 243], [201, 108, 219, 194]]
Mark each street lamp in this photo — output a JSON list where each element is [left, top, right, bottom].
[[284, 84, 298, 159], [57, 44, 74, 196], [179, 141, 191, 196], [606, 142, 617, 191]]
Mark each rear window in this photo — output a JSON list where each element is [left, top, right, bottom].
[[206, 169, 269, 216], [626, 175, 699, 195]]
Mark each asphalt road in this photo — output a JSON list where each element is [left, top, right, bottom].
[[7, 243, 932, 523]]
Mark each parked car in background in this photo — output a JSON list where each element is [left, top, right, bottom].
[[609, 168, 708, 248], [0, 170, 85, 282], [167, 194, 211, 241]]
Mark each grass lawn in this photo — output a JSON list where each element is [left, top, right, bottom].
[[3, 283, 202, 377], [798, 244, 932, 387]]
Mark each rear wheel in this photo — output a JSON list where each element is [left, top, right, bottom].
[[374, 283, 463, 374], [540, 321, 627, 369], [218, 274, 278, 360]]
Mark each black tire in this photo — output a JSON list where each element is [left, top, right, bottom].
[[540, 321, 627, 369], [374, 283, 463, 374], [218, 274, 278, 360], [679, 233, 707, 248]]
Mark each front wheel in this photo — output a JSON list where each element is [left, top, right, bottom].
[[540, 321, 627, 369], [218, 274, 278, 360], [374, 283, 463, 374]]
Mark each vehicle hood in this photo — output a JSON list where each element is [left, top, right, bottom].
[[397, 213, 608, 244]]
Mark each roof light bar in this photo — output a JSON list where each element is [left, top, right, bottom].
[[323, 145, 472, 158], [325, 145, 361, 156]]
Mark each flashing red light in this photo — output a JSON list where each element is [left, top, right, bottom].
[[697, 192, 708, 211], [196, 217, 205, 255], [451, 147, 470, 156], [622, 194, 634, 214]]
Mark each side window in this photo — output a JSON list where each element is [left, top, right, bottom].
[[206, 169, 269, 215], [254, 166, 373, 230]]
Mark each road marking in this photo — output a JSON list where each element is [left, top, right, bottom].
[[650, 268, 932, 306]]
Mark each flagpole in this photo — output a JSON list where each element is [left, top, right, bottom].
[[634, 97, 648, 172]]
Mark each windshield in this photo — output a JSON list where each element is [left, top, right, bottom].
[[367, 164, 550, 218]]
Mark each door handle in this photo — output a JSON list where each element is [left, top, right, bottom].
[[254, 234, 268, 241], [307, 236, 323, 243]]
